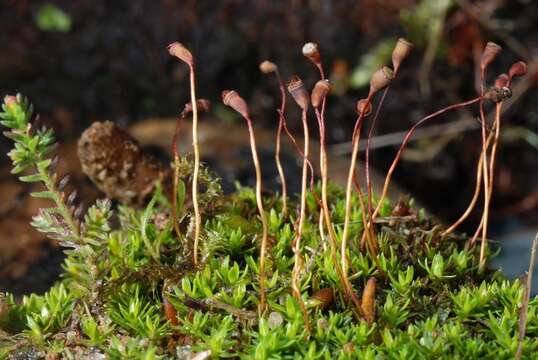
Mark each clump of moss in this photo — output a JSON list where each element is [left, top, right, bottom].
[[1, 94, 537, 359]]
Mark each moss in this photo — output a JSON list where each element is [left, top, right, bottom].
[[1, 95, 537, 359]]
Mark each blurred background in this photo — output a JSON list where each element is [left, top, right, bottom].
[[1, 0, 537, 294]]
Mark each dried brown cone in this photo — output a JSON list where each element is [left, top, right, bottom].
[[392, 38, 413, 74], [222, 90, 250, 118], [287, 75, 310, 110], [259, 60, 277, 74], [167, 42, 194, 66], [302, 42, 321, 66], [480, 42, 502, 73], [361, 277, 377, 325], [78, 121, 176, 207], [508, 61, 528, 80], [356, 99, 372, 116], [311, 79, 331, 109], [368, 66, 394, 97]]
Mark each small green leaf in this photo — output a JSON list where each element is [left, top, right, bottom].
[[31, 191, 56, 200], [36, 4, 72, 33], [20, 173, 45, 183]]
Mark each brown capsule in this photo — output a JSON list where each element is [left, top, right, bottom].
[[182, 99, 211, 117], [508, 61, 528, 79], [480, 42, 502, 72], [494, 73, 509, 89], [311, 79, 331, 108], [356, 99, 372, 117], [259, 60, 277, 74], [369, 66, 394, 97], [287, 75, 310, 110], [167, 42, 194, 66], [361, 277, 377, 325], [163, 298, 179, 326], [484, 86, 512, 103], [307, 288, 334, 310], [222, 90, 250, 118], [302, 42, 321, 66], [392, 38, 413, 74]]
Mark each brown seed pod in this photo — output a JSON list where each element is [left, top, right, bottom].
[[163, 298, 178, 326], [287, 75, 310, 110], [311, 79, 331, 108], [356, 99, 372, 116], [167, 42, 193, 66], [494, 73, 509, 89], [302, 42, 321, 66], [222, 90, 250, 118], [480, 42, 502, 73], [369, 66, 394, 97], [361, 277, 377, 325], [508, 61, 528, 79], [307, 288, 334, 310], [182, 99, 211, 117], [392, 38, 413, 74], [259, 60, 277, 74]]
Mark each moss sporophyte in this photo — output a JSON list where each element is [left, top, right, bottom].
[[1, 40, 536, 359]]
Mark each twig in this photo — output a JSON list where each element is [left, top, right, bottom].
[[515, 232, 538, 360]]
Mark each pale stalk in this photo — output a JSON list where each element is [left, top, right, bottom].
[[245, 119, 269, 314], [189, 64, 201, 267], [291, 109, 311, 331], [371, 97, 482, 220], [477, 73, 490, 271], [341, 98, 371, 301], [442, 132, 494, 236], [274, 70, 288, 216]]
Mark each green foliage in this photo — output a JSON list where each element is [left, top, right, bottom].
[[35, 4, 72, 33], [2, 95, 538, 358]]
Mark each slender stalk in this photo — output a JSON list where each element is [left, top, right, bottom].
[[474, 102, 502, 267], [341, 99, 372, 309], [477, 70, 490, 270], [274, 70, 288, 216], [280, 110, 316, 192], [172, 114, 184, 242], [311, 60, 351, 300], [315, 108, 352, 302], [291, 108, 311, 331], [365, 88, 389, 219], [245, 118, 269, 315], [371, 97, 482, 220], [188, 64, 201, 267], [362, 88, 390, 255], [442, 132, 494, 236], [515, 231, 538, 360]]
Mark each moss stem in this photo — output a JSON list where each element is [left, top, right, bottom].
[[189, 64, 201, 267]]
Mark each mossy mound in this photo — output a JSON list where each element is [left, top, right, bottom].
[[1, 95, 538, 359]]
